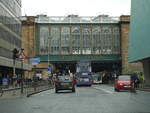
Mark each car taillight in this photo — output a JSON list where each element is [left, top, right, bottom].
[[119, 83, 123, 85], [72, 79, 77, 84]]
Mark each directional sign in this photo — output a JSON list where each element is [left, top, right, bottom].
[[29, 58, 40, 63], [48, 66, 51, 71], [18, 49, 27, 60]]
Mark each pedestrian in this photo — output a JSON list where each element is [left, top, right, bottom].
[[2, 76, 9, 88], [139, 72, 145, 88], [0, 73, 2, 85], [131, 73, 140, 88], [135, 77, 140, 88]]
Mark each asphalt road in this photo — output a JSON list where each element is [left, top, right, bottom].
[[0, 85, 150, 113]]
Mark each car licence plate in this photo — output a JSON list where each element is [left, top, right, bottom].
[[84, 78, 89, 82], [61, 83, 69, 85], [124, 85, 131, 88]]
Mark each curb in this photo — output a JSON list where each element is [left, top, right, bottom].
[[26, 87, 53, 97], [137, 88, 150, 92], [3, 88, 21, 92]]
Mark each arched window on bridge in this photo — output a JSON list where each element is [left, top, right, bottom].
[[82, 26, 91, 54], [72, 26, 81, 54], [92, 27, 101, 54], [50, 26, 61, 55], [61, 26, 70, 55]]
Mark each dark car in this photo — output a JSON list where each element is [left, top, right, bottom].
[[54, 76, 76, 93], [114, 75, 133, 92]]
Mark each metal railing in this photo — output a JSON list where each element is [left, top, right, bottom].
[[0, 79, 54, 97]]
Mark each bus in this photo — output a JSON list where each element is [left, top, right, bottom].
[[76, 60, 91, 73], [75, 61, 93, 86]]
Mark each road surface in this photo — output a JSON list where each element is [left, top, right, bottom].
[[0, 85, 150, 113]]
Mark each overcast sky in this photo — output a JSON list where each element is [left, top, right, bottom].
[[22, 0, 131, 16]]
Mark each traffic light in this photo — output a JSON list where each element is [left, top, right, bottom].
[[13, 48, 19, 60]]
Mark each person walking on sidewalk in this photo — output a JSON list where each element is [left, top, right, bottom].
[[2, 76, 9, 88], [139, 72, 145, 88], [131, 73, 137, 92], [131, 73, 140, 89]]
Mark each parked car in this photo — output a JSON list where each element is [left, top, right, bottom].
[[114, 75, 133, 91], [54, 76, 76, 93]]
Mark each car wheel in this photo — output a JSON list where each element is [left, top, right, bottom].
[[72, 88, 75, 92], [55, 88, 58, 93], [114, 88, 119, 92]]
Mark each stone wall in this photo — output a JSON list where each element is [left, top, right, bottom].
[[22, 16, 36, 62], [21, 17, 36, 77], [120, 15, 143, 74]]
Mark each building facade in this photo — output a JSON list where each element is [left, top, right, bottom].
[[0, 0, 31, 79], [21, 15, 143, 78], [129, 0, 150, 85]]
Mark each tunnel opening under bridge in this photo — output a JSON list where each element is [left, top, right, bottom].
[[91, 61, 121, 73], [52, 61, 76, 74], [52, 61, 121, 74]]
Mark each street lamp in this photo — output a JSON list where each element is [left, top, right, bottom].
[[20, 48, 24, 94], [48, 37, 50, 66], [47, 36, 51, 77]]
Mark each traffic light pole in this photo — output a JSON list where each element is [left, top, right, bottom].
[[13, 48, 25, 94], [20, 48, 25, 94], [13, 48, 18, 83]]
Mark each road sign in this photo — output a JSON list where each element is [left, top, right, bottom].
[[18, 49, 27, 60], [48, 66, 51, 71], [29, 58, 40, 63]]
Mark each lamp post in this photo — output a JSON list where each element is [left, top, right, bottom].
[[20, 48, 24, 94], [48, 37, 50, 66], [47, 36, 51, 77]]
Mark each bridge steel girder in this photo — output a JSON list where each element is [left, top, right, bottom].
[[38, 55, 121, 62]]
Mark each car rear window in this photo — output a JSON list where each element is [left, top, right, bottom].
[[58, 76, 72, 82], [118, 76, 131, 81]]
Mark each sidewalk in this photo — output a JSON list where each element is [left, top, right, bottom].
[[0, 87, 25, 99], [0, 81, 54, 99], [137, 85, 150, 92]]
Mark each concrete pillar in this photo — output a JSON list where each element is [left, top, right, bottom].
[[143, 60, 150, 86]]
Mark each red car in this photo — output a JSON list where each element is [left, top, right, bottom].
[[114, 75, 133, 91]]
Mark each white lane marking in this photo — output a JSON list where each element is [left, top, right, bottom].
[[93, 87, 114, 94]]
